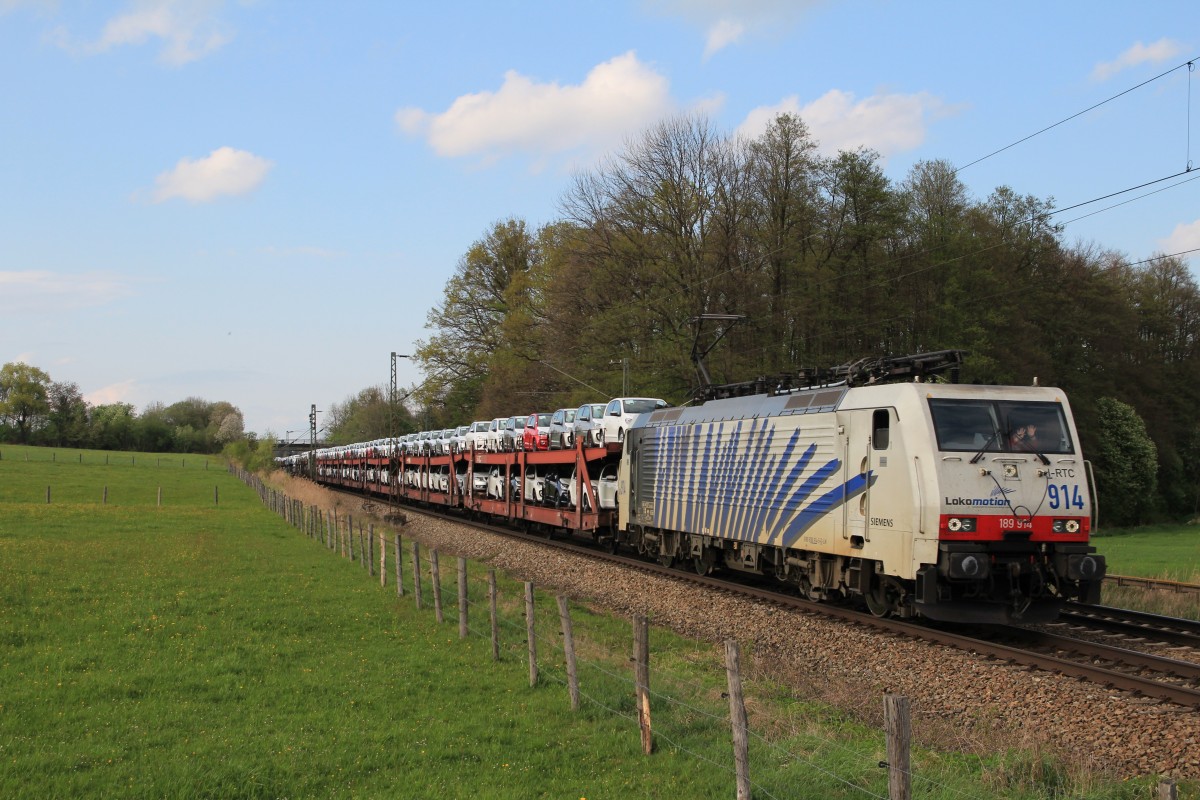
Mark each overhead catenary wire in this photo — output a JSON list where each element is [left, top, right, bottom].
[[954, 54, 1200, 175]]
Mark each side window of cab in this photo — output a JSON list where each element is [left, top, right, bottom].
[[872, 409, 890, 450]]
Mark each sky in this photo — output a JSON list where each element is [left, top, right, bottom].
[[2, 1, 1198, 438]]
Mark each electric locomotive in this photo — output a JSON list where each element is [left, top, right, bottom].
[[616, 352, 1105, 624]]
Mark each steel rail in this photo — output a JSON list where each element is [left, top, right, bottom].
[[1057, 603, 1200, 649]]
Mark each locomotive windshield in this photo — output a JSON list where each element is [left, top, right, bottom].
[[928, 399, 1074, 455]]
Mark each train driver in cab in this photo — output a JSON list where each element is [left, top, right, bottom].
[[1009, 422, 1039, 451]]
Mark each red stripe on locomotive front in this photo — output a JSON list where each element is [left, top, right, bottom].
[[938, 514, 1090, 542]]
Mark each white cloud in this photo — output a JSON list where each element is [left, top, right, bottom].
[[1159, 218, 1200, 257], [1092, 39, 1184, 81], [736, 89, 954, 159], [704, 19, 745, 58], [0, 270, 132, 314], [152, 146, 272, 203], [50, 0, 232, 66], [86, 379, 138, 406], [648, 0, 821, 57], [396, 52, 680, 166]]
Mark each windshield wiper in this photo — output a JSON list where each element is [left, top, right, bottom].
[[969, 431, 999, 464]]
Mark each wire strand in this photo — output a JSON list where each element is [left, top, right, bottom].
[[955, 55, 1199, 174]]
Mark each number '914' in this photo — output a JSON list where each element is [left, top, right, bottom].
[[1048, 484, 1085, 510]]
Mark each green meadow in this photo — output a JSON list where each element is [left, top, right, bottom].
[[1091, 523, 1200, 619], [1092, 523, 1200, 583], [0, 445, 1167, 798]]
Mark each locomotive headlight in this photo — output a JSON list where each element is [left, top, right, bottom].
[[948, 518, 962, 532], [1065, 519, 1080, 533], [946, 517, 977, 533], [1051, 519, 1082, 534]]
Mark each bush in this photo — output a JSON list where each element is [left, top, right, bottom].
[[1092, 397, 1158, 526]]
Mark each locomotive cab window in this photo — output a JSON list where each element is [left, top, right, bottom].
[[872, 409, 889, 450], [929, 399, 1074, 455]]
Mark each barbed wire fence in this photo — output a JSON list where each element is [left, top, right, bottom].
[[231, 466, 1024, 800]]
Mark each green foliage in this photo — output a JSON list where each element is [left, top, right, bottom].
[[0, 362, 52, 443], [325, 385, 414, 445], [1092, 397, 1159, 526], [0, 363, 250, 454], [223, 433, 277, 474]]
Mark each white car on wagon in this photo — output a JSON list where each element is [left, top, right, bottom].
[[597, 397, 669, 445]]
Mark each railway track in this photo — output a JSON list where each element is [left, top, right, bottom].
[[1056, 603, 1200, 650], [347, 490, 1200, 710]]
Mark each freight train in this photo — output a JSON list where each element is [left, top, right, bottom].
[[282, 351, 1105, 624]]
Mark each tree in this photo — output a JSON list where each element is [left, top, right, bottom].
[[43, 380, 89, 447], [89, 403, 137, 450], [1091, 397, 1158, 526], [326, 385, 414, 445], [0, 362, 52, 443], [214, 409, 245, 445], [414, 218, 541, 422], [743, 113, 822, 372]]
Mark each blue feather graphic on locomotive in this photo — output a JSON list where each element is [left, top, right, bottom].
[[647, 417, 875, 545]]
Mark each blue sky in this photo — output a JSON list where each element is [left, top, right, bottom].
[[2, 1, 1198, 437]]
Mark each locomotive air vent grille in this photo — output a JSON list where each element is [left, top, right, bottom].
[[809, 390, 844, 411], [783, 394, 813, 411], [653, 408, 684, 425]]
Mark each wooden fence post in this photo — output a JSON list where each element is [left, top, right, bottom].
[[214, 486, 218, 506], [1158, 778, 1178, 800], [411, 541, 423, 610], [431, 550, 444, 623], [367, 524, 375, 577], [380, 530, 387, 587], [557, 596, 579, 711], [457, 557, 468, 639], [885, 694, 911, 800], [157, 487, 162, 507], [489, 570, 499, 662], [394, 533, 404, 596], [633, 614, 653, 755], [725, 639, 751, 800], [525, 582, 538, 687]]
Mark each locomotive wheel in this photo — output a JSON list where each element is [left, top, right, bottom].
[[865, 576, 902, 618], [692, 555, 709, 576], [658, 552, 675, 568]]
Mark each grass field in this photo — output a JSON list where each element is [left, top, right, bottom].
[[0, 444, 1168, 798], [1091, 523, 1200, 619], [1092, 523, 1200, 583]]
